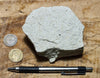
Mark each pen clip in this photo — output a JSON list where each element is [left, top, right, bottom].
[[61, 72, 86, 75]]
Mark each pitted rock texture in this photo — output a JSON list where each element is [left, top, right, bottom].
[[22, 6, 84, 63]]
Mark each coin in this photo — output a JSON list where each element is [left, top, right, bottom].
[[9, 49, 23, 62], [3, 34, 17, 47]]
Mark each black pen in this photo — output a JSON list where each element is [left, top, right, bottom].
[[8, 66, 93, 75]]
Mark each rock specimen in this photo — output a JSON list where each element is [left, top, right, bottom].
[[22, 6, 84, 63]]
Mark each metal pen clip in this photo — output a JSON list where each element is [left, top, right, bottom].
[[61, 71, 86, 75]]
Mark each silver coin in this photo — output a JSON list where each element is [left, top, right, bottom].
[[3, 34, 17, 47]]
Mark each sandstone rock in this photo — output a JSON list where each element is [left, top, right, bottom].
[[22, 6, 84, 63]]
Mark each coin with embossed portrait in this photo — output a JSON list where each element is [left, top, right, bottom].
[[9, 49, 23, 62], [3, 34, 17, 47]]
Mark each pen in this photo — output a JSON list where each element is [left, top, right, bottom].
[[8, 66, 93, 75]]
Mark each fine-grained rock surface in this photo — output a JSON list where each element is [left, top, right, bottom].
[[22, 6, 84, 63]]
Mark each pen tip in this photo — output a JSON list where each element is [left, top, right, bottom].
[[8, 67, 15, 71]]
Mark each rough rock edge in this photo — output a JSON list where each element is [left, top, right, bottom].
[[37, 47, 83, 63]]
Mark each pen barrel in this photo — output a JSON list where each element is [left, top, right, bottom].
[[19, 67, 39, 73], [39, 67, 86, 73], [18, 66, 87, 73]]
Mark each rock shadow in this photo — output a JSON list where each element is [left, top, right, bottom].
[[24, 36, 48, 62], [24, 36, 83, 63]]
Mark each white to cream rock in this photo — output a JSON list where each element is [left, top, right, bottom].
[[22, 6, 84, 63]]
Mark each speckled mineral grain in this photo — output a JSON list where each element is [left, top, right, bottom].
[[22, 6, 84, 63]]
